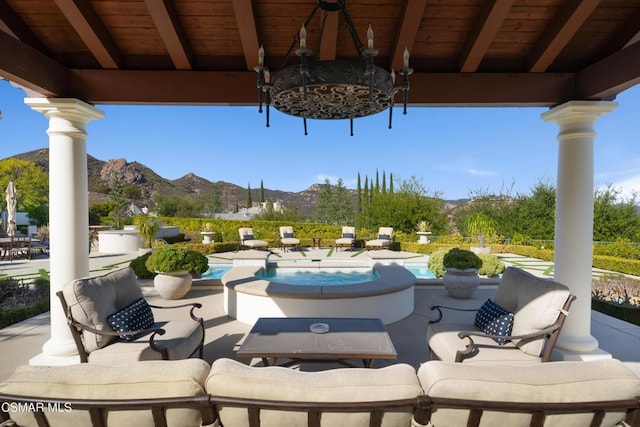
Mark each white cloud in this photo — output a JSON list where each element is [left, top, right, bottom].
[[468, 168, 498, 177], [608, 175, 640, 201]]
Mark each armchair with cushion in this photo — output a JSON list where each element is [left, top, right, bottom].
[[238, 227, 269, 250], [58, 267, 205, 365], [335, 226, 356, 250], [279, 226, 300, 251], [427, 266, 576, 364], [366, 227, 394, 250]]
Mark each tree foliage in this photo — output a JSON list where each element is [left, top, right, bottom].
[[358, 176, 447, 234], [314, 178, 354, 225], [0, 158, 48, 211]]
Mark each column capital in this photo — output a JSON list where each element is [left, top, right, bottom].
[[25, 98, 104, 122], [541, 100, 617, 125]]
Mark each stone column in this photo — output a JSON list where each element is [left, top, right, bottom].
[[25, 98, 104, 365], [541, 100, 617, 359]]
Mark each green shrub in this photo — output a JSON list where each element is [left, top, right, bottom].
[[145, 246, 209, 274], [477, 253, 506, 277], [427, 249, 448, 278], [129, 252, 155, 279], [443, 248, 482, 270]]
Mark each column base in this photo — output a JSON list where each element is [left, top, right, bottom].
[[30, 352, 80, 366], [552, 346, 612, 361]]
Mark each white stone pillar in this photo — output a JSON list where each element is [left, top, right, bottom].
[[541, 100, 617, 359], [25, 98, 104, 365]]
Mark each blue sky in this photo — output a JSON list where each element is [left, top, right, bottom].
[[1, 79, 639, 201]]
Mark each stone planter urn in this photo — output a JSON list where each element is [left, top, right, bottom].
[[201, 231, 216, 244], [416, 231, 432, 244], [442, 268, 480, 299], [153, 270, 193, 300]]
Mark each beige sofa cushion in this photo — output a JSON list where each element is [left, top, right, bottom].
[[62, 267, 142, 352], [492, 267, 570, 356], [0, 359, 210, 427], [206, 358, 422, 427], [418, 359, 640, 427]]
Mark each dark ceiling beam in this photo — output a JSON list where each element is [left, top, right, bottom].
[[0, 30, 68, 96], [54, 0, 122, 69], [459, 0, 514, 73], [0, 0, 49, 53], [232, 0, 260, 71], [69, 69, 576, 106], [576, 41, 640, 100], [319, 9, 339, 60], [391, 0, 426, 71], [592, 7, 640, 62], [144, 0, 192, 70], [526, 0, 601, 72]]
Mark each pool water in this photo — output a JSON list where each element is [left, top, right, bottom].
[[260, 268, 379, 286], [203, 264, 436, 282], [202, 265, 232, 280], [404, 264, 437, 279]]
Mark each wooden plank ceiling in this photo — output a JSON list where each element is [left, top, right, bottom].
[[1, 0, 639, 106]]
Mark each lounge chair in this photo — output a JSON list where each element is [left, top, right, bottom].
[[335, 226, 356, 250], [58, 267, 205, 364], [279, 226, 300, 251], [238, 227, 269, 250], [365, 227, 394, 249], [427, 266, 576, 364]]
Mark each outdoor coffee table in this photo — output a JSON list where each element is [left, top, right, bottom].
[[236, 317, 397, 368]]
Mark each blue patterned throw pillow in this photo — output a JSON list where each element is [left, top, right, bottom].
[[107, 298, 154, 342], [474, 299, 514, 345]]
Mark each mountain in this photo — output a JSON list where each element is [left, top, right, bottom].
[[11, 148, 326, 216]]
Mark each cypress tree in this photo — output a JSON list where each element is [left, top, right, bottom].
[[246, 182, 252, 208], [382, 171, 387, 194], [260, 179, 265, 203], [356, 172, 362, 214], [389, 173, 394, 194]]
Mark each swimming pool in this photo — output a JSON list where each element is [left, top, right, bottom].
[[404, 264, 437, 279], [202, 264, 232, 280]]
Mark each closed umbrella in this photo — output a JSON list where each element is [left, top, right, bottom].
[[6, 180, 17, 237]]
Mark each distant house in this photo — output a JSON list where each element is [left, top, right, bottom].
[[214, 201, 284, 220]]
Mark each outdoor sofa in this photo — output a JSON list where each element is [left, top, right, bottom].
[[1, 357, 639, 426]]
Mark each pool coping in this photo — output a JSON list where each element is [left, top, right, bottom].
[[221, 264, 416, 299]]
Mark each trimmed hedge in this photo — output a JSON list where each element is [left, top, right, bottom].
[[592, 298, 640, 326], [0, 298, 49, 329]]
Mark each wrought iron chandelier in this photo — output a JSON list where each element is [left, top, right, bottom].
[[254, 0, 412, 135]]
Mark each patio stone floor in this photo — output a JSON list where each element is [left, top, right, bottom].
[[1, 248, 639, 381]]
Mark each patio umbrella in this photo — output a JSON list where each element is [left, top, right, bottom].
[[6, 180, 17, 237]]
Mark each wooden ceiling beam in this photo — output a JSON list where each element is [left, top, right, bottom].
[[68, 69, 578, 106], [459, 0, 514, 73], [144, 0, 193, 70], [391, 0, 426, 71], [319, 9, 339, 61], [54, 0, 122, 69], [526, 0, 601, 72], [0, 0, 49, 53], [233, 0, 260, 71], [576, 41, 640, 100], [0, 30, 68, 96], [592, 7, 640, 62]]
